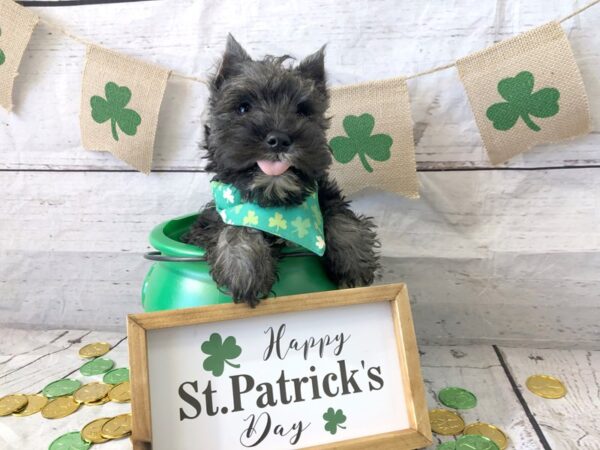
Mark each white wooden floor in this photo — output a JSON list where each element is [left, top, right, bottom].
[[0, 328, 598, 450]]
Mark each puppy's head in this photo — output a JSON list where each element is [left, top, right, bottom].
[[204, 34, 331, 207]]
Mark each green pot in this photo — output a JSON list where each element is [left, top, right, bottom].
[[142, 213, 337, 312]]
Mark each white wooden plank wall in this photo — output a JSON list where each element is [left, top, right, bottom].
[[1, 0, 599, 347]]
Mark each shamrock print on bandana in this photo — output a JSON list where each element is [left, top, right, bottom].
[[316, 236, 325, 250], [243, 210, 259, 226], [223, 187, 235, 203], [268, 212, 287, 231], [291, 217, 311, 238]]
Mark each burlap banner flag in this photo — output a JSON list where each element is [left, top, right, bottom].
[[327, 77, 419, 198], [0, 0, 38, 111], [457, 21, 591, 165], [80, 45, 170, 173]]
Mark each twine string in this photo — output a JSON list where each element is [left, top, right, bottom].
[[405, 0, 600, 80], [405, 61, 456, 81], [558, 0, 600, 22], [170, 72, 209, 85], [37, 17, 210, 85], [38, 18, 94, 47], [34, 0, 600, 85]]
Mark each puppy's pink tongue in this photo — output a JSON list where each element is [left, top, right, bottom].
[[257, 160, 291, 176]]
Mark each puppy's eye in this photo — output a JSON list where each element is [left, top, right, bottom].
[[237, 102, 251, 115], [296, 101, 312, 117]]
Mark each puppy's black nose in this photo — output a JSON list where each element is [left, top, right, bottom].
[[265, 131, 292, 150]]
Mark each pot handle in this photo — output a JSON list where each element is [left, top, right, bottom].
[[143, 251, 207, 262], [143, 250, 315, 262]]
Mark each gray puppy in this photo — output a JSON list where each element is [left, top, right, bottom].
[[182, 35, 379, 306]]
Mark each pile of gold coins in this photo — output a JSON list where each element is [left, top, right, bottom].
[[429, 385, 506, 450], [78, 413, 133, 446], [430, 374, 567, 449], [0, 341, 133, 449]]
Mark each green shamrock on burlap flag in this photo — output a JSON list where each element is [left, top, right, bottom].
[[323, 408, 347, 435], [0, 26, 5, 66], [457, 22, 591, 165], [91, 82, 141, 141], [329, 113, 392, 173], [486, 71, 559, 132], [0, 2, 39, 111], [326, 77, 419, 198], [80, 45, 170, 173], [201, 333, 242, 377]]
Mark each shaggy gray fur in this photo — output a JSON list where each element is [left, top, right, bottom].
[[182, 34, 380, 306]]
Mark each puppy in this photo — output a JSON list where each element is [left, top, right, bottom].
[[182, 34, 379, 306]]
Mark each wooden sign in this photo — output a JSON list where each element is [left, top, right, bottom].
[[127, 284, 432, 450]]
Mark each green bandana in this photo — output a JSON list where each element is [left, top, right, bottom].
[[211, 181, 325, 256]]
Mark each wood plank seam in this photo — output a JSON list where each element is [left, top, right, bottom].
[[0, 330, 70, 367], [0, 330, 93, 379], [492, 345, 553, 450], [3, 164, 600, 173], [2, 162, 600, 172], [18, 0, 156, 7]]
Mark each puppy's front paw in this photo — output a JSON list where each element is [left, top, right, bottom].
[[324, 213, 380, 288], [208, 227, 277, 307]]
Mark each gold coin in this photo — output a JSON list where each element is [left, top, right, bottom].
[[79, 342, 111, 358], [86, 395, 111, 406], [429, 409, 465, 435], [464, 422, 508, 450], [101, 413, 132, 439], [108, 381, 131, 403], [41, 396, 80, 419], [82, 417, 112, 444], [73, 382, 112, 404], [12, 395, 48, 417], [0, 395, 28, 416], [526, 374, 567, 399]]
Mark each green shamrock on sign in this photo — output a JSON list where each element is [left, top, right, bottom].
[[486, 71, 559, 132], [323, 407, 347, 435], [201, 333, 241, 377], [329, 113, 392, 173], [91, 82, 142, 141]]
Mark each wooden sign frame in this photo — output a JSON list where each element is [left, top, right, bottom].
[[127, 283, 432, 450]]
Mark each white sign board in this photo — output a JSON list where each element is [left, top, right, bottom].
[[128, 285, 431, 450]]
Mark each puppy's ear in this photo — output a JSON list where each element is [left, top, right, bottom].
[[297, 45, 326, 90], [214, 34, 252, 89]]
